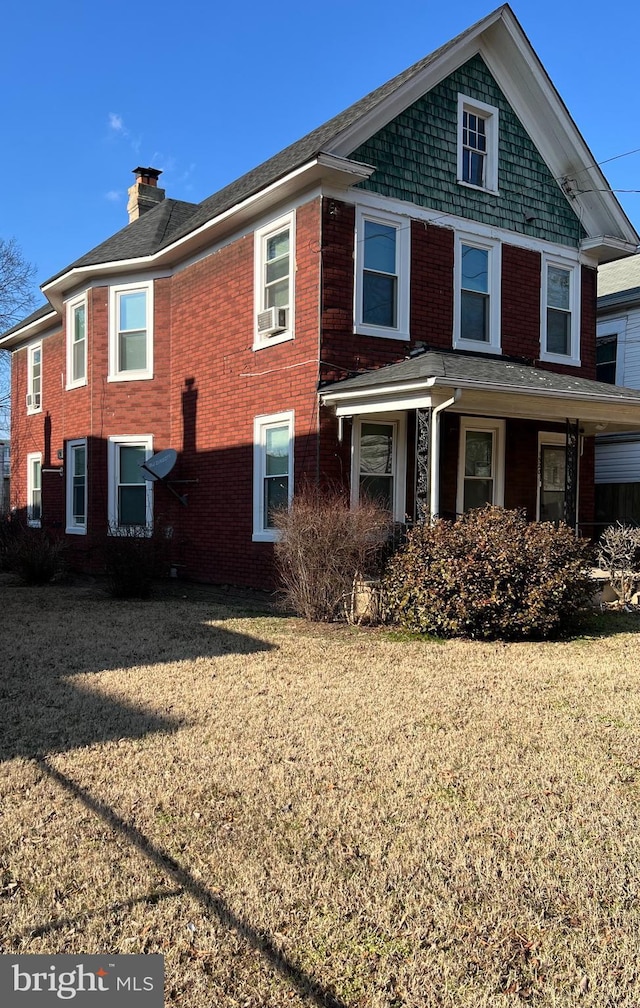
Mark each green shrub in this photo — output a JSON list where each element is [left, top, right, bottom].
[[273, 484, 396, 622], [383, 507, 594, 640], [5, 526, 66, 585], [103, 525, 169, 598]]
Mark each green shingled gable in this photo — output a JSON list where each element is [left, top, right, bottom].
[[349, 54, 585, 246]]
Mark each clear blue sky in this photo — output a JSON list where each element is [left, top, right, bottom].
[[3, 0, 640, 300]]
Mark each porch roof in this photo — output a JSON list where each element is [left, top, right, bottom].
[[320, 350, 640, 433]]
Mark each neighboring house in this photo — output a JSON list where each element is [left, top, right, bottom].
[[595, 255, 640, 526], [0, 441, 9, 515], [3, 4, 640, 589]]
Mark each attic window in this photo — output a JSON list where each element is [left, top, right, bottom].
[[457, 94, 499, 193]]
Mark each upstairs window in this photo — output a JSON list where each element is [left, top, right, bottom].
[[254, 213, 295, 349], [596, 335, 618, 384], [354, 207, 410, 340], [457, 95, 499, 193], [27, 343, 42, 413], [541, 257, 580, 365], [66, 294, 87, 388], [109, 282, 153, 380], [454, 235, 501, 352]]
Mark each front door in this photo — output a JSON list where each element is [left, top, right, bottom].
[[539, 444, 566, 523]]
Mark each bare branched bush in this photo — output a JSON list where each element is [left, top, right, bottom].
[[273, 484, 396, 621], [597, 521, 640, 603], [4, 525, 66, 585], [103, 524, 169, 598]]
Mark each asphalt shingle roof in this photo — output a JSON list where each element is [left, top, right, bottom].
[[46, 9, 494, 283], [321, 350, 640, 401]]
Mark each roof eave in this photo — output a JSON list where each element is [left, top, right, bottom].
[[581, 236, 639, 265], [41, 154, 374, 310], [321, 374, 640, 428], [0, 309, 59, 349]]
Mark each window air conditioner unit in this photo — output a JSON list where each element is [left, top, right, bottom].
[[257, 306, 288, 336], [26, 392, 41, 409]]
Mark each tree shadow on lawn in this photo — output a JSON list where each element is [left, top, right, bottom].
[[0, 585, 277, 762], [1, 585, 349, 1008]]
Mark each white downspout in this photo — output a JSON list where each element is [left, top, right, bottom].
[[429, 389, 461, 520]]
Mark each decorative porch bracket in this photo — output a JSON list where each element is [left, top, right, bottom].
[[564, 418, 579, 531], [416, 407, 432, 523]]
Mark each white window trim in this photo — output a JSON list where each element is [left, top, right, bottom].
[[66, 292, 87, 389], [108, 281, 154, 381], [596, 316, 626, 385], [457, 94, 499, 194], [252, 411, 294, 542], [456, 417, 505, 514], [351, 413, 407, 522], [540, 255, 581, 367], [107, 435, 154, 533], [453, 233, 501, 353], [26, 342, 42, 414], [27, 451, 42, 528], [66, 438, 87, 535], [253, 212, 296, 350], [354, 206, 410, 341]]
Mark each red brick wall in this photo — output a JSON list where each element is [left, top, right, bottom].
[[10, 198, 324, 588], [501, 246, 541, 361], [9, 192, 599, 588]]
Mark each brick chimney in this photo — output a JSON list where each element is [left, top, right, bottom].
[[127, 167, 165, 222]]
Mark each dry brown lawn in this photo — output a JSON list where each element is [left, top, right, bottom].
[[0, 575, 639, 1007]]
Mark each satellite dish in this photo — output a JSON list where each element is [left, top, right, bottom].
[[140, 448, 177, 482]]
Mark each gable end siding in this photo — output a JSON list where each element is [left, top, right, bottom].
[[349, 54, 585, 247]]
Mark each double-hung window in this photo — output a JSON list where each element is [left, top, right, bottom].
[[541, 257, 580, 365], [253, 412, 294, 540], [109, 282, 153, 380], [108, 436, 153, 532], [66, 439, 87, 534], [254, 213, 295, 348], [457, 419, 505, 514], [351, 415, 406, 521], [27, 452, 42, 527], [27, 343, 42, 413], [354, 207, 410, 340], [595, 318, 624, 385], [454, 235, 501, 351], [66, 294, 87, 388], [457, 95, 499, 193]]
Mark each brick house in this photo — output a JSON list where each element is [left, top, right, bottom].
[[4, 4, 640, 589]]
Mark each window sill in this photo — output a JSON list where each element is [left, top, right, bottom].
[[252, 331, 294, 352], [66, 380, 87, 391], [107, 372, 154, 382], [252, 530, 281, 543], [540, 351, 581, 368], [354, 324, 410, 341], [457, 180, 499, 196], [454, 339, 502, 354], [65, 526, 87, 535]]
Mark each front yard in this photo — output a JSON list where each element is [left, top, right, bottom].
[[1, 578, 639, 1006]]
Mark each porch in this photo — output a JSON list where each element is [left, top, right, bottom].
[[321, 350, 640, 534]]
